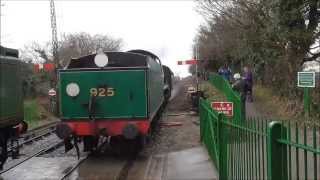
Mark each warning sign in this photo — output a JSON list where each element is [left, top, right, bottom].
[[48, 88, 56, 96], [211, 102, 233, 117]]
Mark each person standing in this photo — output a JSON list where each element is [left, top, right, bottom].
[[232, 73, 246, 117], [218, 63, 232, 82], [232, 73, 246, 102], [243, 66, 253, 102]]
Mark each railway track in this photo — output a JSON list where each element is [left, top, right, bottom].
[[0, 140, 63, 174], [8, 122, 57, 154], [59, 154, 89, 180], [0, 122, 136, 180], [58, 153, 138, 180], [22, 121, 57, 140], [0, 122, 62, 175]]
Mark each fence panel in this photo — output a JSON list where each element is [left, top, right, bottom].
[[277, 121, 320, 180], [200, 98, 269, 179], [200, 76, 320, 180], [224, 117, 269, 180], [200, 98, 220, 167]]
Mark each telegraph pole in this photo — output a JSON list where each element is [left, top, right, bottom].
[[50, 0, 59, 69], [49, 0, 59, 115]]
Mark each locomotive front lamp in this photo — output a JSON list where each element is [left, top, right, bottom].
[[94, 48, 109, 67], [66, 83, 80, 97]]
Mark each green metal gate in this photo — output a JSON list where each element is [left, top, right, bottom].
[[200, 74, 320, 180]]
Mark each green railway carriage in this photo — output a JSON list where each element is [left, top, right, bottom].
[[56, 49, 165, 152], [0, 46, 27, 169], [0, 46, 23, 127]]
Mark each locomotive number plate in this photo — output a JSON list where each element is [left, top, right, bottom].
[[90, 88, 115, 97]]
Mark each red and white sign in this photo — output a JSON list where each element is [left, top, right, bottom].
[[211, 102, 233, 117], [177, 59, 198, 65], [48, 88, 56, 96]]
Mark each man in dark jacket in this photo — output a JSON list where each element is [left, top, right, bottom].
[[232, 73, 246, 102]]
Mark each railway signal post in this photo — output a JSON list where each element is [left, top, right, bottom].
[[177, 58, 198, 89], [177, 58, 203, 111]]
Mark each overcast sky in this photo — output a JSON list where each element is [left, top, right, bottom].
[[0, 0, 204, 77]]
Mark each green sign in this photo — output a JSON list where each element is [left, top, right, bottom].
[[297, 72, 315, 87]]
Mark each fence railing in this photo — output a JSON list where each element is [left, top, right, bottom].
[[200, 99, 220, 165], [200, 99, 320, 180], [200, 74, 320, 180], [200, 98, 269, 179], [276, 121, 320, 180]]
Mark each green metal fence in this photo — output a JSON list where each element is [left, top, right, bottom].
[[208, 74, 244, 123], [277, 121, 320, 180], [200, 74, 320, 180], [200, 98, 269, 179]]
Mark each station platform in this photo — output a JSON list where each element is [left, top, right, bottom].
[[130, 146, 219, 180]]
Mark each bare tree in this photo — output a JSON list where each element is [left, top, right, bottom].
[[58, 32, 123, 66], [20, 32, 123, 66], [20, 42, 51, 64]]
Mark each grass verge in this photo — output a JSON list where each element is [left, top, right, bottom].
[[253, 85, 319, 123], [24, 99, 41, 129]]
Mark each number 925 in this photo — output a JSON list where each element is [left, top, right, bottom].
[[90, 88, 115, 97]]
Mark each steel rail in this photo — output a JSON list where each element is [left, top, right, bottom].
[[0, 140, 63, 174], [7, 123, 57, 153], [59, 155, 89, 180], [20, 121, 57, 141]]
